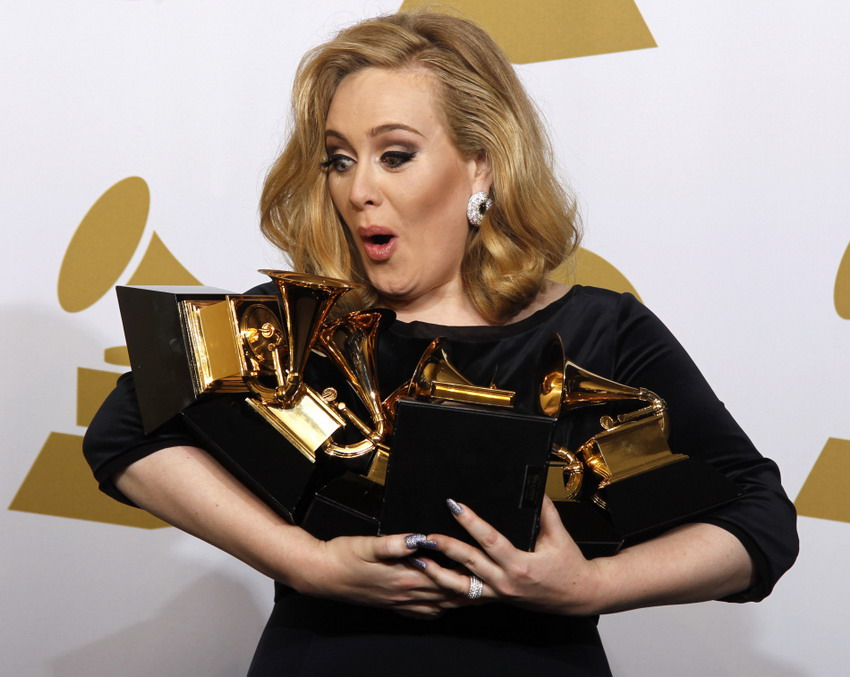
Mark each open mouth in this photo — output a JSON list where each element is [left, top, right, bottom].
[[359, 227, 398, 262], [366, 234, 393, 246]]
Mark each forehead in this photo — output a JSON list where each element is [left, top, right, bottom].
[[326, 67, 447, 134]]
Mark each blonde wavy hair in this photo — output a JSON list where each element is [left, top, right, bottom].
[[260, 10, 580, 323]]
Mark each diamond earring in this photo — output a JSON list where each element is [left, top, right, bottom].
[[466, 191, 492, 227]]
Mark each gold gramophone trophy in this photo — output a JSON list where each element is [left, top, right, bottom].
[[117, 270, 392, 524], [538, 334, 739, 555], [379, 338, 554, 554]]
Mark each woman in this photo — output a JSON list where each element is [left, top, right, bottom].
[[84, 10, 798, 675]]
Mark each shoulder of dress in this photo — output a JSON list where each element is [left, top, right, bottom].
[[557, 284, 643, 314]]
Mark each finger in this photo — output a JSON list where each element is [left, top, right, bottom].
[[443, 498, 516, 565], [411, 556, 491, 604], [393, 604, 446, 620], [536, 495, 569, 544], [537, 496, 586, 558], [409, 555, 480, 593], [421, 531, 502, 586], [370, 533, 438, 560]]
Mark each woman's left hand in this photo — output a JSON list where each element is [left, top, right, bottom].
[[418, 495, 756, 616], [418, 496, 605, 616]]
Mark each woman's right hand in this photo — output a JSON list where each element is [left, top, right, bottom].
[[291, 533, 461, 619], [115, 445, 460, 619]]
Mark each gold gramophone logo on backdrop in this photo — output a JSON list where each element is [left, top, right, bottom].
[[794, 241, 850, 524], [401, 0, 657, 62], [8, 177, 203, 528]]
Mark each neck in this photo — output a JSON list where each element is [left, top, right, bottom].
[[378, 287, 492, 326], [379, 280, 571, 327]]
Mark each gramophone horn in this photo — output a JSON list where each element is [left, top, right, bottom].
[[316, 309, 391, 458], [538, 334, 648, 418], [409, 338, 515, 407], [258, 270, 357, 405]]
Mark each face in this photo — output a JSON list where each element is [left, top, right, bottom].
[[324, 67, 490, 313]]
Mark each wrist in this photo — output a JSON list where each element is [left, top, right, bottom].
[[248, 523, 324, 590], [560, 556, 617, 616]]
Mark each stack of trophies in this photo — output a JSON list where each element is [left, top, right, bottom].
[[117, 271, 738, 558]]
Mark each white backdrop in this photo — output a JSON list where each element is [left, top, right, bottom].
[[2, 1, 848, 675]]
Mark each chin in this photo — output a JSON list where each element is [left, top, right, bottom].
[[370, 282, 418, 306], [365, 273, 410, 296], [373, 288, 412, 303]]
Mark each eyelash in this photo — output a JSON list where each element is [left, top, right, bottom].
[[382, 150, 416, 169], [321, 151, 417, 173]]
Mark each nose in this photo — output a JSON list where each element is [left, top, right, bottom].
[[347, 161, 382, 209]]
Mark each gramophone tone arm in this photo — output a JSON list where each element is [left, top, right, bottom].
[[323, 403, 389, 459], [241, 320, 297, 405], [546, 446, 583, 502], [599, 389, 667, 430], [265, 335, 288, 394]]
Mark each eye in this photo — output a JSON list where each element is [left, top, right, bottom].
[[381, 151, 416, 169], [321, 154, 354, 173]]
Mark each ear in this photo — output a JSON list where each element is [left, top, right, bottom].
[[469, 151, 493, 194]]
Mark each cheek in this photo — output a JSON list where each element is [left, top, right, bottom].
[[327, 180, 354, 230], [327, 179, 344, 213], [408, 165, 471, 232]]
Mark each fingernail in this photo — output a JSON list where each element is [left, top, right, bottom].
[[406, 533, 439, 550], [405, 533, 428, 549], [446, 498, 463, 516], [409, 557, 427, 570]]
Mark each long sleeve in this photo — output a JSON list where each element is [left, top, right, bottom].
[[83, 371, 199, 506], [610, 291, 798, 602]]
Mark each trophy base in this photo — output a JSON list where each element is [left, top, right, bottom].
[[300, 472, 383, 540], [380, 399, 554, 557], [116, 285, 237, 433], [181, 396, 318, 523], [599, 456, 740, 543], [553, 501, 624, 558]]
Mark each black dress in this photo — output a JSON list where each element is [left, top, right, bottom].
[[84, 285, 799, 676]]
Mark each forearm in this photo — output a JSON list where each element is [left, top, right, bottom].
[[114, 445, 462, 617], [114, 445, 319, 588], [422, 499, 756, 617], [586, 522, 755, 615]]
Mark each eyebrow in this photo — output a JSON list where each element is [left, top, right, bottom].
[[324, 123, 425, 142]]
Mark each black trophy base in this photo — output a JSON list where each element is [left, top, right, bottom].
[[116, 285, 234, 433], [554, 501, 624, 559], [381, 399, 554, 557], [300, 472, 383, 540], [181, 396, 318, 523], [600, 456, 741, 544]]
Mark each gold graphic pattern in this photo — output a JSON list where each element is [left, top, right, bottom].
[[794, 240, 850, 523], [9, 433, 165, 529], [127, 232, 202, 287], [834, 241, 850, 319], [796, 438, 850, 523], [401, 0, 656, 63], [550, 247, 641, 300], [58, 176, 149, 313], [8, 176, 208, 529]]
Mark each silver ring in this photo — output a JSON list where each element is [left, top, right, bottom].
[[467, 575, 484, 600]]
